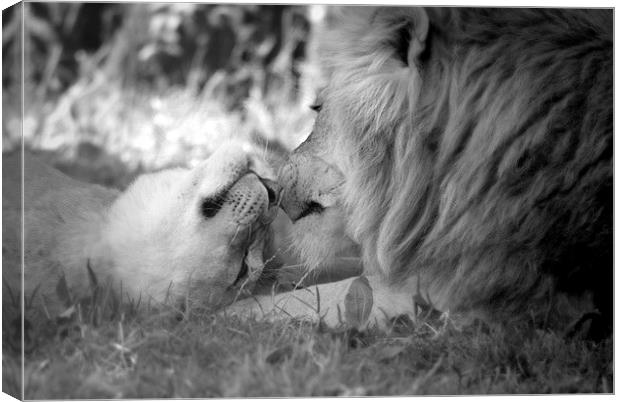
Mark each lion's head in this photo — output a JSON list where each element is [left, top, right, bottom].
[[279, 7, 612, 320]]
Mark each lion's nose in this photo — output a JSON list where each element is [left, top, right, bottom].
[[259, 177, 282, 207], [277, 159, 323, 222], [277, 155, 339, 222]]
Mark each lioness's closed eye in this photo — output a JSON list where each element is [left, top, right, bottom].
[[2, 142, 281, 315]]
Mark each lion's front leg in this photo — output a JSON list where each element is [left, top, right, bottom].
[[222, 275, 422, 330]]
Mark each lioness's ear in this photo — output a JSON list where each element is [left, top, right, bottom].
[[407, 8, 429, 66]]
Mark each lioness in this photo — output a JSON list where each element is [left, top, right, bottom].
[[226, 7, 612, 334], [3, 142, 280, 315]]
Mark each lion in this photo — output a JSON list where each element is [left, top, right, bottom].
[[225, 7, 612, 334], [2, 141, 281, 316]]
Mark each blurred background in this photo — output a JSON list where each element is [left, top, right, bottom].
[[2, 3, 328, 188]]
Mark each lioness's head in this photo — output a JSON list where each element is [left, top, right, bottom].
[[101, 141, 280, 308]]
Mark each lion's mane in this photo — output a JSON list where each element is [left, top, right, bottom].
[[318, 8, 612, 318]]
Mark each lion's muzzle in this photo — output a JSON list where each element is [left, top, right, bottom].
[[278, 153, 343, 222]]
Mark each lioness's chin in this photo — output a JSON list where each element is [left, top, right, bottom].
[[289, 207, 349, 270]]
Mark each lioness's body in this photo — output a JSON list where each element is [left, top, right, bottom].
[[4, 144, 279, 315], [3, 152, 119, 311]]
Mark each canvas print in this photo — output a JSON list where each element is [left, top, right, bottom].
[[2, 3, 613, 398]]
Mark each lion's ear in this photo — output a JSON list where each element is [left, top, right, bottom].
[[406, 8, 429, 66], [388, 7, 429, 67]]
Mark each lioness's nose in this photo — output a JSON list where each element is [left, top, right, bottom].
[[259, 177, 282, 207]]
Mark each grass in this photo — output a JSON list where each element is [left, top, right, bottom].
[[2, 285, 612, 398]]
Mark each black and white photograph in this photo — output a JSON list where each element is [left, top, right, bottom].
[[1, 2, 614, 398]]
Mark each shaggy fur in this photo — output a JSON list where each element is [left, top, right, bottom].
[[283, 7, 612, 324]]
